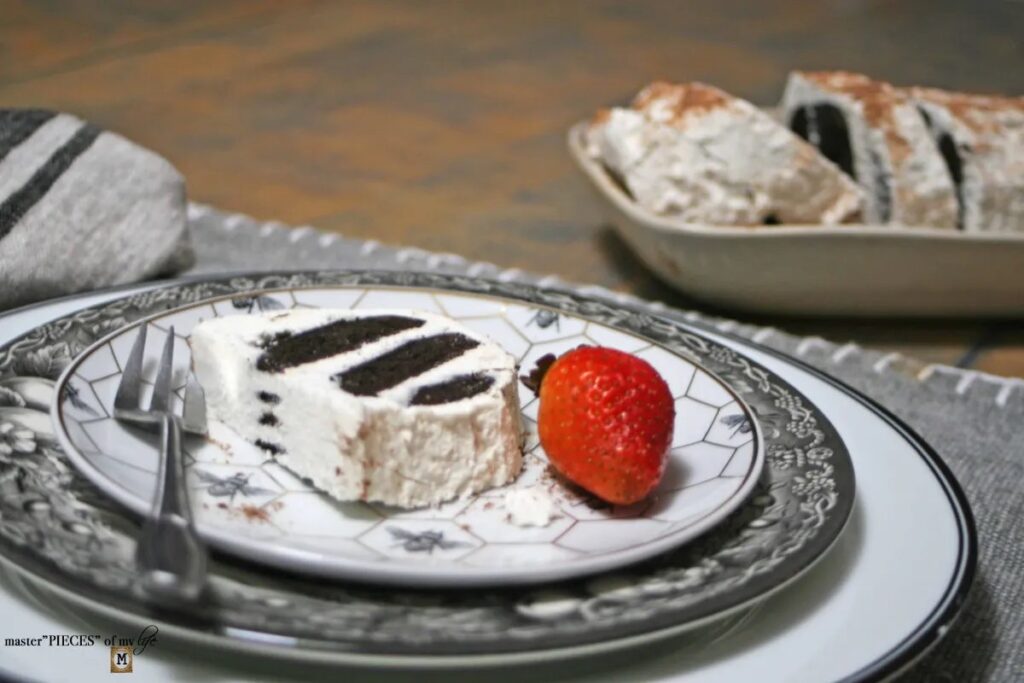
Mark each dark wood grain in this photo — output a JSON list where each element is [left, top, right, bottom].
[[1, 0, 1022, 375]]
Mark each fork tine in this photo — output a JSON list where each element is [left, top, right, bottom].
[[148, 326, 176, 414], [182, 375, 207, 435], [114, 325, 147, 412]]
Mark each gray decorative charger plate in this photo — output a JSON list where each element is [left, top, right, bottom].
[[51, 284, 765, 587], [0, 271, 854, 661]]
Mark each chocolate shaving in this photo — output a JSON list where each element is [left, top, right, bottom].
[[254, 439, 284, 455], [519, 353, 556, 396]]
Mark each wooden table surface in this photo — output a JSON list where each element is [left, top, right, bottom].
[[2, 0, 1022, 376]]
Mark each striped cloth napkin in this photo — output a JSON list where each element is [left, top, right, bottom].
[[0, 109, 193, 310]]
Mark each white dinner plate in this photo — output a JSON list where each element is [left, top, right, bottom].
[[51, 285, 764, 588], [569, 122, 1024, 317], [0, 276, 971, 682]]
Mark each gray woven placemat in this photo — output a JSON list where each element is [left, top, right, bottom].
[[184, 203, 1021, 682]]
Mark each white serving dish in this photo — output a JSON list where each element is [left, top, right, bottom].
[[568, 122, 1024, 317]]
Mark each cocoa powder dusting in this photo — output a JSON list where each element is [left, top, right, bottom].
[[800, 71, 911, 162], [910, 86, 1024, 136], [633, 81, 730, 121], [241, 504, 270, 522]]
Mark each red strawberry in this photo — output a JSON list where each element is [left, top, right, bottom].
[[522, 347, 674, 505]]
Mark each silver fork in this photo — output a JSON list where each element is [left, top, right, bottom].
[[114, 324, 208, 604]]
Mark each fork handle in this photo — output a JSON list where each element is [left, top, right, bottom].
[[135, 414, 207, 604]]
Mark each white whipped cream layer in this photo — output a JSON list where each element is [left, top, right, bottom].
[[909, 86, 1024, 234], [588, 82, 864, 226], [782, 71, 958, 228], [190, 308, 523, 508], [503, 486, 558, 528]]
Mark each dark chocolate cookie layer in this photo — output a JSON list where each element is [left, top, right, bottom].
[[790, 103, 857, 180], [336, 333, 481, 397], [410, 373, 496, 405], [256, 315, 424, 373], [919, 105, 965, 230]]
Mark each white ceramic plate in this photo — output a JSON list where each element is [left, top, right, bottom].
[[52, 286, 764, 587], [568, 122, 1024, 317], [6, 272, 853, 661], [0, 281, 972, 682]]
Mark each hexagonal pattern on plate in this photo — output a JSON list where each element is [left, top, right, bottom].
[[704, 402, 756, 448], [62, 378, 108, 421], [187, 463, 283, 508], [688, 369, 735, 407], [287, 535, 384, 561], [89, 373, 184, 419], [81, 419, 160, 473], [455, 316, 531, 360], [210, 293, 293, 318], [193, 500, 284, 540], [369, 495, 473, 521], [269, 492, 381, 538], [647, 477, 746, 523], [583, 323, 651, 353], [88, 451, 155, 500], [722, 441, 756, 478], [62, 418, 98, 454], [354, 290, 443, 314], [519, 337, 588, 382], [359, 520, 481, 561], [658, 442, 736, 492], [522, 416, 541, 453], [260, 461, 316, 492], [150, 303, 217, 336], [560, 496, 651, 521], [253, 292, 295, 312], [521, 394, 540, 421], [504, 303, 587, 342], [634, 346, 696, 398], [506, 455, 549, 487], [74, 344, 119, 381], [436, 294, 507, 318], [462, 543, 581, 568], [188, 422, 267, 467], [672, 396, 718, 447], [108, 325, 190, 390], [557, 518, 667, 554], [291, 288, 366, 310], [457, 495, 573, 543]]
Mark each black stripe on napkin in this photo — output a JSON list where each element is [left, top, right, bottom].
[[0, 123, 101, 241], [0, 109, 57, 164], [336, 333, 481, 397]]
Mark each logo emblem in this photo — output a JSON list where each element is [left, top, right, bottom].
[[110, 646, 133, 673]]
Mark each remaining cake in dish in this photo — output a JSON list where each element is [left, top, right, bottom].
[[781, 71, 959, 228], [586, 81, 863, 226], [190, 309, 523, 508], [907, 86, 1024, 233]]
